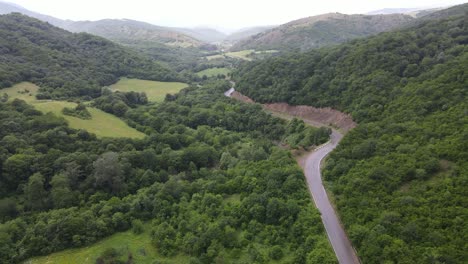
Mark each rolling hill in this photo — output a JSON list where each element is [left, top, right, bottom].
[[0, 1, 203, 48], [224, 25, 276, 43], [0, 13, 176, 99], [233, 3, 468, 263], [63, 19, 203, 47], [174, 27, 226, 43], [231, 13, 414, 51]]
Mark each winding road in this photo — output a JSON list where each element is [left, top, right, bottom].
[[300, 130, 360, 264], [225, 87, 360, 264]]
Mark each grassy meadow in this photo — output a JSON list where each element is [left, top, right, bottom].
[[196, 67, 231, 77], [225, 50, 254, 60], [2, 82, 145, 139], [24, 224, 190, 264], [109, 78, 188, 102]]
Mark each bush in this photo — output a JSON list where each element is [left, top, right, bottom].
[[131, 219, 144, 234], [269, 245, 284, 260]]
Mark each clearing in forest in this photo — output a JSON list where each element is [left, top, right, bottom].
[[109, 78, 188, 102], [2, 82, 145, 139]]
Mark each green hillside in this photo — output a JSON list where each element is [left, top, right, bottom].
[[234, 4, 468, 263], [2, 82, 145, 139], [231, 13, 414, 52], [0, 13, 176, 99], [1, 81, 334, 264]]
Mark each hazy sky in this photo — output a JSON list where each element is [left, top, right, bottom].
[[7, 0, 468, 30]]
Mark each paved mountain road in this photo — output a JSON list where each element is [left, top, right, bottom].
[[225, 87, 360, 263], [300, 130, 360, 264]]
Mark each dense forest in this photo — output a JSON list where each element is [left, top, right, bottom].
[[0, 80, 334, 263], [233, 4, 467, 263], [0, 13, 177, 99]]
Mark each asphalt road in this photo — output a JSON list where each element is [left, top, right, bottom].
[[225, 87, 359, 263], [303, 130, 360, 264]]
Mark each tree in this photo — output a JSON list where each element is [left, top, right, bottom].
[[50, 174, 75, 208], [152, 222, 176, 256], [93, 152, 126, 194], [24, 172, 47, 211]]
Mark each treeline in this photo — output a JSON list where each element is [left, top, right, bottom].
[[233, 5, 467, 263], [0, 81, 334, 263], [0, 13, 178, 99], [92, 89, 149, 117]]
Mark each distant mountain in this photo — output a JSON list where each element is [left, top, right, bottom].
[[0, 13, 175, 98], [0, 0, 70, 26], [174, 27, 226, 43], [366, 8, 421, 15], [367, 7, 446, 18], [231, 13, 414, 52], [64, 19, 202, 47], [0, 1, 203, 47], [224, 26, 276, 43]]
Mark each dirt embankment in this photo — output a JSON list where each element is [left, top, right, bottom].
[[231, 91, 255, 103], [230, 91, 357, 132], [264, 103, 356, 132]]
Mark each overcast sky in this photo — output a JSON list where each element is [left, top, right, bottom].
[[7, 0, 468, 31]]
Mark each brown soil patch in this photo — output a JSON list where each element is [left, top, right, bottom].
[[230, 91, 255, 103], [230, 91, 357, 132], [264, 103, 356, 132]]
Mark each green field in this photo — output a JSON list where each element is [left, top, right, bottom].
[[225, 50, 254, 60], [2, 82, 145, 139], [109, 78, 188, 102], [24, 225, 190, 264], [205, 50, 271, 61], [196, 67, 231, 77], [205, 54, 225, 60]]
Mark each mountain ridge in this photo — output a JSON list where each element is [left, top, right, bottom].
[[231, 12, 415, 51]]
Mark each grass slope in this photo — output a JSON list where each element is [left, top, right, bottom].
[[25, 227, 293, 264], [196, 67, 231, 77], [24, 224, 190, 264], [3, 82, 145, 139], [225, 50, 254, 60], [109, 78, 188, 102]]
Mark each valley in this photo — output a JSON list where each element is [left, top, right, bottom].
[[0, 1, 467, 264]]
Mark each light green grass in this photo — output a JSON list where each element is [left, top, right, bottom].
[[24, 225, 190, 264], [109, 78, 188, 102], [2, 82, 145, 139], [205, 54, 225, 60], [196, 67, 231, 77], [25, 228, 292, 264], [254, 50, 279, 54], [225, 50, 254, 61], [205, 50, 254, 61]]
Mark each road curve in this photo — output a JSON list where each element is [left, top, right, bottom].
[[302, 130, 360, 264], [224, 87, 359, 263]]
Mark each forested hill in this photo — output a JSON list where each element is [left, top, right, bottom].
[[234, 4, 468, 263], [0, 13, 177, 99], [230, 13, 414, 52]]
